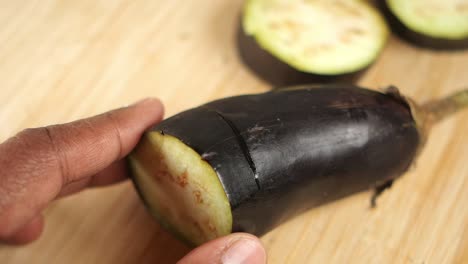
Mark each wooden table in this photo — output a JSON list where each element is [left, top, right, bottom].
[[0, 1, 467, 263]]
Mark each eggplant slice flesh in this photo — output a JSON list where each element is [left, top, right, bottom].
[[129, 133, 232, 246]]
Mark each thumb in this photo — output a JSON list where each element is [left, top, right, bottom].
[[177, 233, 267, 264]]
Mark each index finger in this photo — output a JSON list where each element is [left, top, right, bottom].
[[45, 98, 164, 184]]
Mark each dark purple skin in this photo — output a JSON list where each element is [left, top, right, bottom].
[[236, 22, 365, 88], [379, 1, 468, 50], [150, 84, 420, 236]]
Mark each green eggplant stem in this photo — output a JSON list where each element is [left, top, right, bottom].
[[423, 89, 468, 123]]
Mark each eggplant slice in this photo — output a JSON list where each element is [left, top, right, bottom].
[[236, 22, 365, 87], [242, 0, 389, 75], [383, 0, 468, 49]]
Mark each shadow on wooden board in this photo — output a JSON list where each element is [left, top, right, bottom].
[[125, 191, 191, 263], [135, 218, 190, 263]]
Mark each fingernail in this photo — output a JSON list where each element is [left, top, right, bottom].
[[221, 238, 266, 264]]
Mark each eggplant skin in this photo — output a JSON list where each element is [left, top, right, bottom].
[[379, 1, 468, 50], [148, 84, 420, 237]]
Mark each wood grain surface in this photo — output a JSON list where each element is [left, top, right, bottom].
[[0, 1, 467, 263]]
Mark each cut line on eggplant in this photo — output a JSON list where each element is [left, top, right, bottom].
[[128, 84, 468, 246], [212, 110, 261, 190]]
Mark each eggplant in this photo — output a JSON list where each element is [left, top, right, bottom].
[[240, 0, 389, 76], [381, 0, 468, 50], [128, 84, 468, 246]]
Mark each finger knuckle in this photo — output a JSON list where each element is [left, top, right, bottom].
[[16, 127, 51, 146], [13, 126, 66, 182], [103, 111, 124, 159]]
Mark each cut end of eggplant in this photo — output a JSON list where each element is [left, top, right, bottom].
[[387, 0, 468, 40], [242, 0, 389, 75], [128, 132, 232, 246]]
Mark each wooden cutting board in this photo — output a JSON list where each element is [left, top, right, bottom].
[[0, 1, 467, 263]]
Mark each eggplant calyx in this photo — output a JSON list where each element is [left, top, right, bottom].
[[422, 89, 468, 124], [384, 86, 430, 166], [385, 86, 468, 164]]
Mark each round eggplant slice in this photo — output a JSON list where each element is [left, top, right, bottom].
[[242, 0, 389, 75], [383, 0, 468, 49]]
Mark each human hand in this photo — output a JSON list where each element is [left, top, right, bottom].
[[0, 98, 266, 264]]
